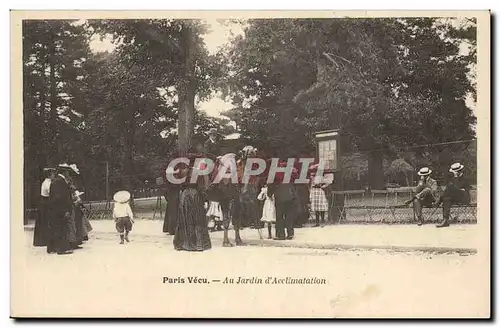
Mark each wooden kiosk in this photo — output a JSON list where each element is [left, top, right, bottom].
[[314, 129, 344, 222]]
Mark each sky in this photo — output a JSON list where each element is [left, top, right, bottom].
[[88, 19, 244, 118]]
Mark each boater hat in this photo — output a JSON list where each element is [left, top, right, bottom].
[[58, 163, 80, 175], [113, 190, 131, 203], [449, 162, 464, 173], [207, 128, 218, 135], [417, 167, 432, 176]]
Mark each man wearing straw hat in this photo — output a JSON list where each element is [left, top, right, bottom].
[[405, 167, 439, 226], [434, 162, 471, 228]]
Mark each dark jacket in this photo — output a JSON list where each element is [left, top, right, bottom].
[[452, 173, 471, 191], [204, 138, 221, 158], [274, 183, 297, 203], [49, 175, 73, 215], [442, 173, 471, 204]]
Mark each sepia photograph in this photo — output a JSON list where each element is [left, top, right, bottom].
[[10, 10, 490, 318]]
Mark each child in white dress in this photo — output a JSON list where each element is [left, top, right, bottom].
[[206, 201, 223, 232], [257, 184, 276, 239]]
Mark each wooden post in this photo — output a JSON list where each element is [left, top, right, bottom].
[[105, 161, 109, 209]]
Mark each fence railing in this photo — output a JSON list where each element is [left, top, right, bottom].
[[326, 187, 477, 224]]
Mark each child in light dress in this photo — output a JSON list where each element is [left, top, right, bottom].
[[206, 200, 223, 232], [309, 174, 329, 227], [257, 184, 276, 239]]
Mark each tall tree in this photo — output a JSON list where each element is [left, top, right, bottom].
[[89, 19, 219, 154], [222, 18, 476, 188], [23, 20, 92, 194]]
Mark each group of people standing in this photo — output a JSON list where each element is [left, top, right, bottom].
[[161, 128, 333, 252], [33, 163, 92, 255]]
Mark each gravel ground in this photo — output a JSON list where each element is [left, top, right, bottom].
[[12, 229, 489, 318]]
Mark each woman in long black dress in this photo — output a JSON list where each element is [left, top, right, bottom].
[[33, 168, 56, 247], [173, 164, 211, 251], [162, 167, 181, 235]]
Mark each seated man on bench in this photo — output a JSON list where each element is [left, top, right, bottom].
[[405, 167, 439, 226], [434, 162, 471, 228]]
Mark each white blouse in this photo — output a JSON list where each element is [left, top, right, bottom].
[[40, 178, 52, 197]]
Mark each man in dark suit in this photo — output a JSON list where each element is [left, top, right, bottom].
[[203, 128, 221, 158], [273, 162, 298, 240], [47, 164, 74, 255], [274, 182, 297, 240], [434, 163, 471, 228]]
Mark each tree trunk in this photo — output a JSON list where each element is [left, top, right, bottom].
[[177, 21, 196, 156], [37, 54, 48, 169], [48, 34, 59, 163], [123, 114, 135, 208], [368, 151, 385, 190]]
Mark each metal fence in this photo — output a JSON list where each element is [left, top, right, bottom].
[[79, 186, 477, 226], [326, 187, 477, 224]]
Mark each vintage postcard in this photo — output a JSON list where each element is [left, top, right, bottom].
[[10, 10, 490, 318]]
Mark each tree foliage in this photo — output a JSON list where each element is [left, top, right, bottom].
[[221, 18, 477, 187], [23, 19, 228, 205]]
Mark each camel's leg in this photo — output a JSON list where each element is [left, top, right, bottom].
[[235, 228, 245, 246], [222, 228, 234, 247], [257, 228, 264, 240], [222, 203, 234, 247]]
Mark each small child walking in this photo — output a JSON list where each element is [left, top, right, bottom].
[[257, 184, 276, 239], [112, 190, 135, 244]]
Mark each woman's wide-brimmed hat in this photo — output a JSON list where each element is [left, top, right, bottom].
[[417, 167, 432, 176], [449, 162, 464, 173], [58, 163, 80, 175], [113, 190, 131, 203], [241, 145, 258, 154]]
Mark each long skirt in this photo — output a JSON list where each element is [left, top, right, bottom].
[[74, 205, 84, 240], [163, 188, 180, 235], [47, 210, 71, 254], [240, 185, 260, 228], [66, 209, 80, 245], [75, 205, 91, 240], [33, 197, 50, 247], [83, 213, 93, 236], [173, 187, 211, 251]]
